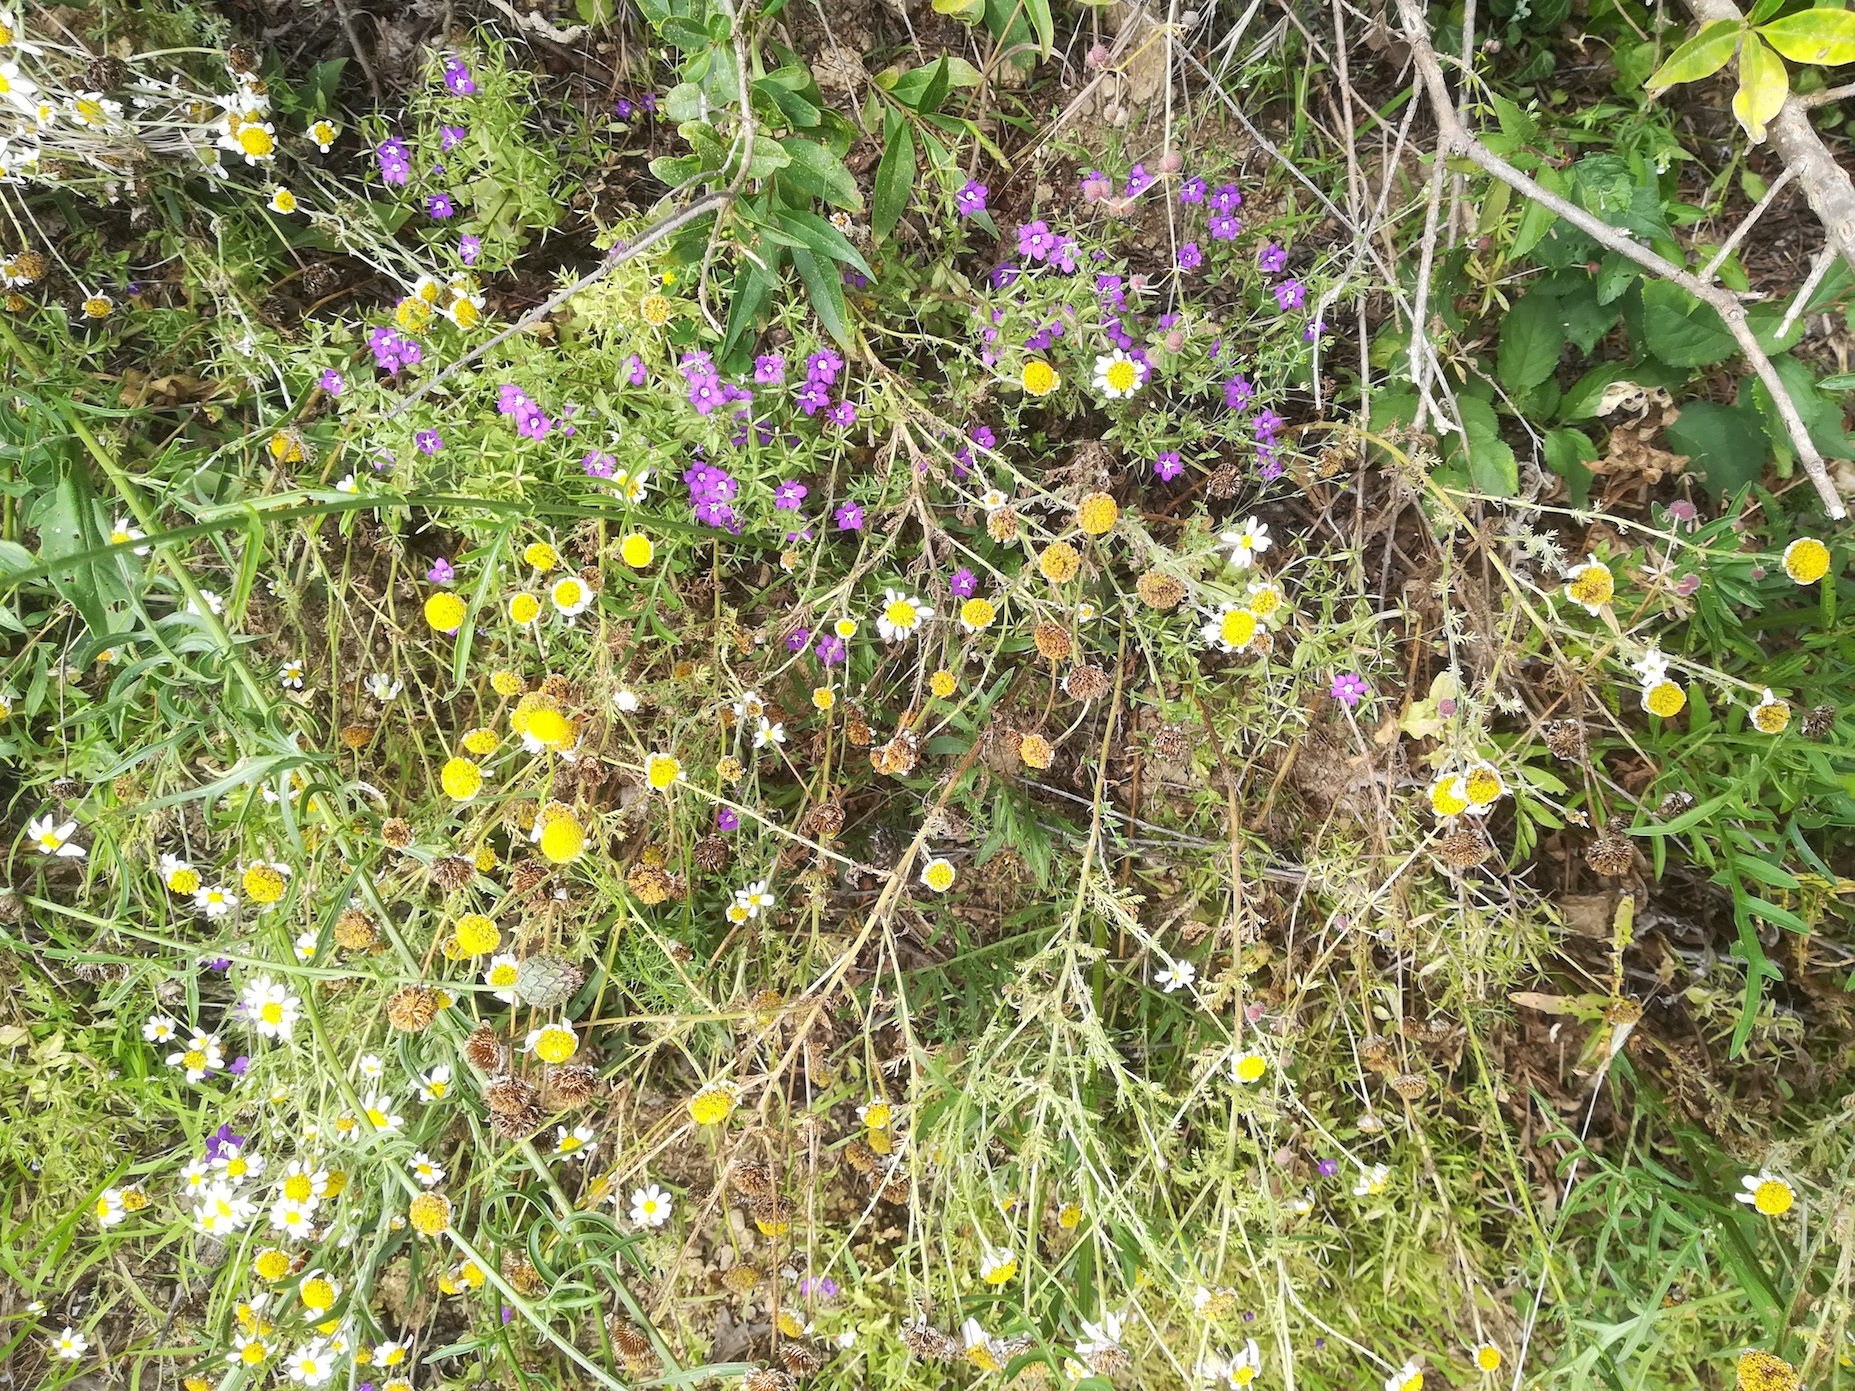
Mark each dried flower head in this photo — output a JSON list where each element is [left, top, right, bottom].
[[1033, 622, 1074, 661], [386, 986, 440, 1033], [381, 818, 415, 849], [484, 1074, 540, 1116], [464, 1024, 505, 1072], [1019, 732, 1055, 770], [1585, 834, 1635, 878], [1039, 541, 1082, 583], [333, 909, 378, 952]]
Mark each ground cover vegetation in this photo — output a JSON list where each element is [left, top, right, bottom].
[[2, 0, 1855, 1388]]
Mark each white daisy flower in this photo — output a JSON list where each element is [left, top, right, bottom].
[[629, 1183, 673, 1227], [1220, 517, 1272, 569]]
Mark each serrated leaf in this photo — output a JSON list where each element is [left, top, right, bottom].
[[1646, 19, 1742, 92], [871, 116, 916, 238], [1732, 35, 1788, 143], [1641, 280, 1738, 367], [1497, 292, 1566, 392], [1758, 8, 1855, 65]]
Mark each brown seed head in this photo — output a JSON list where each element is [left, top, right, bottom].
[[385, 985, 439, 1033], [511, 860, 551, 895], [484, 1074, 540, 1116], [491, 1103, 544, 1140], [693, 834, 734, 872], [502, 1252, 547, 1297], [546, 1064, 599, 1108], [1585, 833, 1635, 878], [1033, 622, 1074, 661], [778, 1343, 824, 1376], [986, 506, 1020, 542], [1542, 720, 1585, 761], [1136, 570, 1188, 610], [721, 1264, 762, 1295], [339, 724, 374, 749], [333, 909, 378, 952], [431, 855, 475, 892], [464, 1024, 505, 1072], [1438, 829, 1490, 869], [627, 861, 675, 904], [742, 1371, 796, 1391], [1063, 664, 1111, 701], [381, 818, 415, 849]]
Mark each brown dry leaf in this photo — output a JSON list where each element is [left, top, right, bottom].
[[119, 370, 224, 408]]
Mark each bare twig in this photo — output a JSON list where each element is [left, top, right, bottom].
[[1779, 246, 1836, 340], [1798, 81, 1855, 109], [1698, 163, 1795, 284], [485, 0, 590, 42], [1394, 0, 1848, 519]]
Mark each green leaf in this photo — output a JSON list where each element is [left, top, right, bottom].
[[1023, 0, 1055, 55], [1557, 278, 1622, 355], [1450, 397, 1520, 496], [1594, 249, 1639, 305], [789, 246, 850, 347], [1646, 19, 1742, 92], [1640, 280, 1738, 367], [919, 57, 954, 115], [1543, 427, 1599, 507], [658, 16, 710, 49], [871, 115, 917, 238], [755, 77, 821, 128], [1497, 292, 1566, 392], [1758, 7, 1855, 64], [773, 207, 874, 279], [1665, 399, 1768, 498], [932, 0, 986, 19], [1559, 362, 1632, 421], [776, 137, 863, 211], [1732, 35, 1789, 143]]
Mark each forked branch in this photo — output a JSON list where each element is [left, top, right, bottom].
[[1394, 0, 1848, 519]]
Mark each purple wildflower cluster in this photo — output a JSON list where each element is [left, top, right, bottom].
[[368, 327, 422, 374], [614, 92, 659, 121], [683, 461, 741, 533], [952, 423, 995, 476], [680, 349, 753, 420], [792, 350, 858, 429], [376, 137, 411, 187], [581, 449, 616, 479], [497, 383, 553, 440], [1015, 220, 1080, 273], [443, 58, 477, 96]]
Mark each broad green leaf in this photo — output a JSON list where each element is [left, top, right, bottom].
[[1758, 8, 1855, 65], [1511, 166, 1569, 257], [871, 115, 917, 238], [754, 77, 821, 128], [1640, 280, 1737, 367], [1497, 292, 1565, 392], [1646, 19, 1742, 92], [932, 0, 985, 20], [1023, 0, 1054, 55], [1665, 400, 1767, 498], [773, 207, 874, 279], [777, 137, 862, 211], [1543, 427, 1598, 507], [789, 246, 850, 347], [1558, 362, 1632, 421], [1732, 35, 1788, 143]]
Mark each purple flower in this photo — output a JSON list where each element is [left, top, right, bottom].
[[428, 558, 455, 584], [799, 1276, 841, 1300], [972, 425, 995, 450], [1274, 278, 1306, 311], [440, 124, 467, 151], [950, 567, 977, 599], [806, 350, 843, 386], [459, 234, 482, 267], [1125, 163, 1156, 198], [427, 193, 455, 220], [582, 451, 616, 478], [1177, 242, 1202, 270], [416, 429, 443, 455], [1179, 177, 1206, 204], [204, 1125, 246, 1161], [1317, 1158, 1340, 1178], [957, 180, 988, 216], [228, 1055, 250, 1077], [717, 807, 740, 832], [1209, 183, 1242, 213], [815, 634, 846, 664], [319, 368, 344, 395], [755, 353, 786, 385], [518, 411, 553, 440], [622, 354, 646, 386], [795, 382, 830, 417], [785, 627, 810, 652], [443, 59, 476, 96], [1017, 220, 1056, 262], [376, 137, 410, 186], [1209, 213, 1241, 241], [1048, 236, 1080, 275], [1252, 409, 1285, 441], [1155, 451, 1183, 481], [834, 502, 864, 531], [1675, 573, 1702, 597], [775, 480, 808, 510], [1259, 241, 1289, 273], [615, 98, 635, 120], [991, 263, 1020, 289], [1223, 375, 1255, 411], [641, 92, 658, 114], [1330, 673, 1369, 708]]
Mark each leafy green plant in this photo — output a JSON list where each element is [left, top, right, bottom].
[[1647, 4, 1855, 141]]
